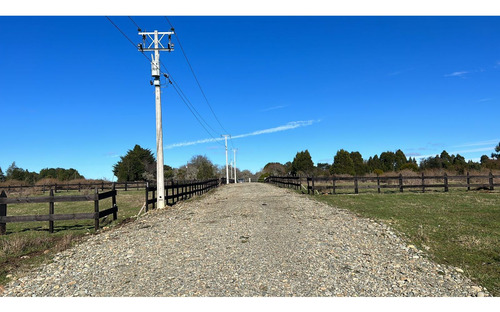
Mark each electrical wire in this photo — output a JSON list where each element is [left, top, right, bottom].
[[106, 16, 224, 146], [159, 62, 221, 138], [106, 16, 159, 72], [169, 80, 224, 147], [165, 16, 235, 149]]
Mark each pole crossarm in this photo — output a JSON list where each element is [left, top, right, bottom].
[[138, 31, 175, 52]]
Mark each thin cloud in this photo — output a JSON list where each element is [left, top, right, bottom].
[[453, 139, 498, 148], [478, 98, 491, 102], [165, 120, 318, 149], [444, 71, 470, 78], [259, 105, 287, 112]]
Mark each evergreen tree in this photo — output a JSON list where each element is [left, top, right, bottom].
[[292, 150, 315, 176], [367, 155, 382, 172], [380, 151, 396, 172], [350, 151, 367, 175], [113, 145, 156, 182], [492, 142, 500, 160], [0, 167, 4, 182], [330, 149, 355, 175], [394, 149, 408, 171]]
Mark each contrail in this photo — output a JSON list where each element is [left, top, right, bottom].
[[165, 120, 318, 149]]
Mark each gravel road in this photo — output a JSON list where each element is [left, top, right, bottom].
[[1, 183, 489, 297]]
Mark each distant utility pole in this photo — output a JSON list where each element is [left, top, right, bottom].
[[222, 135, 230, 184], [233, 148, 238, 183], [138, 29, 174, 208]]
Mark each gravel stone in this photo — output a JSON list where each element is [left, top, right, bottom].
[[1, 183, 490, 297]]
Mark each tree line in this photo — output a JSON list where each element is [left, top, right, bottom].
[[112, 144, 259, 182], [0, 162, 84, 184], [259, 142, 500, 179]]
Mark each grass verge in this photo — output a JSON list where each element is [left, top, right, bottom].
[[309, 189, 500, 296]]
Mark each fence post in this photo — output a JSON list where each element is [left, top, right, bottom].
[[444, 173, 449, 192], [125, 181, 128, 192], [145, 182, 149, 212], [112, 183, 117, 220], [312, 177, 315, 195], [354, 176, 359, 194], [399, 174, 403, 193], [152, 188, 156, 210], [101, 181, 104, 191], [421, 172, 425, 193], [332, 176, 336, 195], [490, 172, 494, 191], [0, 191, 7, 235], [94, 188, 99, 232], [49, 189, 55, 233], [466, 172, 470, 191], [377, 174, 381, 194], [54, 183, 58, 193], [78, 182, 81, 192]]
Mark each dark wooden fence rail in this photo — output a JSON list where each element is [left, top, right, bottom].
[[145, 178, 222, 211], [0, 181, 146, 194], [265, 176, 301, 190], [265, 173, 498, 195], [306, 172, 498, 195], [0, 185, 118, 235]]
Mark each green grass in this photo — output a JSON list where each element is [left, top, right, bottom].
[[0, 189, 145, 287], [309, 189, 500, 296]]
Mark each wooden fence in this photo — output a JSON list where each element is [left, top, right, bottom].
[[265, 176, 301, 190], [0, 185, 118, 235], [266, 172, 498, 195], [145, 178, 221, 211], [0, 181, 146, 194]]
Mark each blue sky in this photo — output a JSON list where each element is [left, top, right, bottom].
[[1, 10, 500, 180]]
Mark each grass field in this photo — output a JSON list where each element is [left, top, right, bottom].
[[0, 189, 145, 287], [310, 189, 500, 296]]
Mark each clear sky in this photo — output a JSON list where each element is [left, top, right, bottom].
[[1, 4, 500, 180]]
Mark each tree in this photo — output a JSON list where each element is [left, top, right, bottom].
[[292, 150, 314, 176], [189, 155, 216, 180], [330, 149, 355, 175], [394, 149, 408, 171], [113, 145, 156, 182], [492, 142, 500, 160], [367, 155, 382, 172], [39, 168, 84, 181], [263, 162, 286, 176], [0, 167, 4, 182], [6, 162, 25, 181], [350, 151, 367, 175], [379, 151, 396, 172]]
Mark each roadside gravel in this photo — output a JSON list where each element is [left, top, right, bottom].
[[1, 183, 489, 297]]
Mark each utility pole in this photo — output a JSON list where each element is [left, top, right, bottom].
[[222, 135, 230, 184], [138, 29, 174, 208], [233, 148, 237, 183]]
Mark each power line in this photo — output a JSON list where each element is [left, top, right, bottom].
[[106, 16, 159, 71], [107, 16, 224, 146], [159, 62, 221, 139], [128, 16, 142, 31], [165, 16, 234, 146], [169, 80, 224, 147]]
